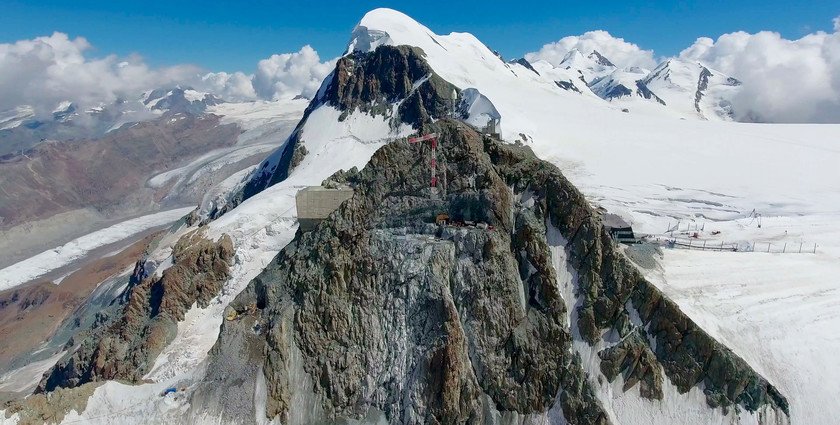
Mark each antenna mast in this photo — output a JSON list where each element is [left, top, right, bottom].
[[408, 132, 439, 199]]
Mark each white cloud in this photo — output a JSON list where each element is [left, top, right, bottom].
[[680, 19, 840, 123], [200, 45, 335, 102], [525, 30, 657, 69], [0, 33, 336, 122], [198, 71, 257, 100], [0, 32, 199, 120], [251, 45, 336, 100]]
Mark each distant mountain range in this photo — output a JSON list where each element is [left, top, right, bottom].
[[0, 87, 226, 156], [519, 48, 741, 120], [1, 8, 838, 425]]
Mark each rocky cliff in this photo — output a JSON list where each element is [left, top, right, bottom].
[[31, 42, 789, 424], [37, 232, 233, 392], [213, 45, 458, 219], [207, 119, 787, 424]]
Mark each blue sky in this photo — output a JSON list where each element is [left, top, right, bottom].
[[2, 0, 838, 72]]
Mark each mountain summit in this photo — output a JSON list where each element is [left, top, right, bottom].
[[2, 8, 838, 425]]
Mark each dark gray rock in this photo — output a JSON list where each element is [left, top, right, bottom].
[[598, 331, 663, 400], [555, 80, 582, 93], [214, 119, 610, 424], [214, 45, 459, 220], [488, 133, 788, 416], [219, 118, 789, 422]]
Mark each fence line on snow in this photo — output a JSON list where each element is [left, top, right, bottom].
[[745, 241, 817, 254], [659, 238, 816, 254]]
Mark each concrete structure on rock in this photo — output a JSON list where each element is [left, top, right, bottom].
[[602, 213, 637, 244], [295, 186, 354, 231]]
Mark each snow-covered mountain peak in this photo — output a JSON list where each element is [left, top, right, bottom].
[[556, 48, 619, 85], [558, 48, 585, 66], [642, 58, 741, 119], [643, 58, 740, 91], [589, 67, 662, 105], [533, 49, 743, 120], [142, 86, 224, 114], [348, 7, 497, 65], [588, 50, 615, 67], [51, 101, 77, 122], [644, 59, 691, 90], [348, 8, 432, 54], [560, 48, 616, 69]]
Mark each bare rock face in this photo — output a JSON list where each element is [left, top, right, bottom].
[[326, 45, 458, 125], [598, 331, 663, 400], [208, 118, 788, 424], [37, 232, 234, 392], [215, 45, 459, 219], [218, 120, 607, 424], [3, 382, 102, 425]]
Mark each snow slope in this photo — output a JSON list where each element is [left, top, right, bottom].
[[3, 8, 838, 425], [348, 8, 839, 424], [642, 59, 740, 120], [647, 250, 840, 424]]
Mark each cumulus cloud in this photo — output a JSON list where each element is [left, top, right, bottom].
[[198, 71, 257, 100], [252, 46, 336, 100], [528, 18, 840, 123], [0, 33, 336, 122], [525, 30, 657, 69], [0, 32, 198, 120], [201, 45, 335, 102], [679, 18, 840, 123]]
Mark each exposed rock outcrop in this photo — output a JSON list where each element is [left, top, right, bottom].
[[218, 119, 606, 424], [635, 80, 667, 105], [3, 382, 102, 425], [37, 232, 234, 392], [327, 45, 457, 124], [208, 119, 787, 423], [598, 331, 663, 400], [214, 45, 458, 219], [485, 125, 788, 417]]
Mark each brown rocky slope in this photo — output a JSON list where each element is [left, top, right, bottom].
[[37, 232, 234, 391]]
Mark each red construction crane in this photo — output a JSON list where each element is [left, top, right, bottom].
[[408, 132, 439, 194]]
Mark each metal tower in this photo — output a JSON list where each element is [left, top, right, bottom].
[[408, 132, 439, 198]]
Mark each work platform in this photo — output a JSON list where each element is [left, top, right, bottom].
[[295, 185, 354, 231]]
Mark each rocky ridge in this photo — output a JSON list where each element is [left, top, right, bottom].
[[37, 232, 234, 392], [208, 117, 787, 423], [213, 45, 458, 218], [27, 42, 788, 425]]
